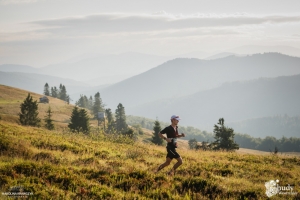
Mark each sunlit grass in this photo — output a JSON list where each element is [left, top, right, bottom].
[[0, 121, 299, 199]]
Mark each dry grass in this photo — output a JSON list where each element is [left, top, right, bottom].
[[0, 85, 75, 129]]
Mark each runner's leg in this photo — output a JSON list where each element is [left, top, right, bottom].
[[168, 157, 183, 175], [156, 157, 172, 172], [173, 157, 183, 171]]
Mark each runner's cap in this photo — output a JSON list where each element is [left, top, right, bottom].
[[170, 115, 181, 121]]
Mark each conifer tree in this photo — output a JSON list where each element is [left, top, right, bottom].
[[212, 118, 239, 151], [51, 86, 58, 98], [19, 93, 41, 127], [44, 106, 54, 130], [105, 108, 115, 133], [68, 106, 80, 133], [115, 103, 128, 133], [93, 92, 104, 118], [68, 106, 90, 134], [60, 85, 67, 101], [78, 109, 90, 134], [76, 95, 89, 108], [44, 83, 50, 96], [152, 120, 163, 145]]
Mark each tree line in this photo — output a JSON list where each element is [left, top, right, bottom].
[[19, 93, 134, 138], [151, 118, 239, 151], [43, 83, 70, 103], [18, 92, 300, 152], [128, 116, 300, 152]]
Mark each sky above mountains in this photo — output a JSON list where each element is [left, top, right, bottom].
[[1, 0, 300, 67]]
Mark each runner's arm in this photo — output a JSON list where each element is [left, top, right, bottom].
[[159, 132, 171, 142], [176, 133, 185, 138]]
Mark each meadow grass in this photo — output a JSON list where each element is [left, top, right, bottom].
[[0, 121, 299, 200], [1, 85, 300, 199]]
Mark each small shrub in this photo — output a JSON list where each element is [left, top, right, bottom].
[[182, 177, 208, 193], [13, 162, 38, 176], [126, 149, 145, 160]]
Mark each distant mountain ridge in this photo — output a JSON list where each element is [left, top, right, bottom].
[[130, 74, 300, 138], [0, 64, 40, 74], [227, 115, 300, 139], [98, 52, 300, 109]]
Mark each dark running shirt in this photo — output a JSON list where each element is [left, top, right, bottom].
[[160, 125, 179, 148]]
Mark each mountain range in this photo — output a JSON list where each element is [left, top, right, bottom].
[[130, 74, 300, 133], [98, 53, 300, 109], [1, 51, 300, 138]]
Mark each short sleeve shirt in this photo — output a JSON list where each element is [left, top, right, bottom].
[[160, 125, 179, 138], [160, 125, 179, 148]]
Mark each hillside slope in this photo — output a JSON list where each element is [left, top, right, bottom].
[[227, 115, 300, 138], [0, 85, 75, 128], [0, 72, 93, 102], [0, 121, 299, 199]]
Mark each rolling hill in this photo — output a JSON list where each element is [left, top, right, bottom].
[[130, 74, 300, 138], [41, 52, 172, 85], [227, 115, 300, 139], [0, 64, 41, 74], [98, 53, 300, 109], [1, 120, 299, 199], [0, 84, 75, 128], [0, 84, 299, 199], [0, 71, 94, 103]]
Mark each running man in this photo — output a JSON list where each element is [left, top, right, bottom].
[[156, 115, 185, 175]]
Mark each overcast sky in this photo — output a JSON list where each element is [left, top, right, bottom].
[[1, 0, 300, 67]]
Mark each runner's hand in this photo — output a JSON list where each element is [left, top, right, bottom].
[[166, 138, 172, 143], [181, 133, 185, 137]]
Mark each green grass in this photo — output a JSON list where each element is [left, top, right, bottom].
[[0, 84, 300, 199], [0, 121, 299, 199]]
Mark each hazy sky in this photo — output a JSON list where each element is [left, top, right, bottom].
[[1, 0, 300, 67]]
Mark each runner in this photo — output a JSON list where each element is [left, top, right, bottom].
[[156, 115, 185, 175]]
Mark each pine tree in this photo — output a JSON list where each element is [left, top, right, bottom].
[[78, 109, 90, 134], [212, 118, 239, 151], [44, 106, 54, 130], [51, 86, 58, 98], [76, 95, 89, 108], [19, 93, 41, 127], [152, 120, 163, 145], [105, 108, 115, 133], [44, 83, 50, 96], [93, 92, 104, 118], [68, 106, 80, 133], [60, 85, 67, 101], [115, 103, 128, 133], [68, 106, 90, 134]]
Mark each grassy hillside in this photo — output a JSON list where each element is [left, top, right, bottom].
[[0, 84, 77, 129], [1, 84, 300, 199], [1, 121, 300, 199]]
